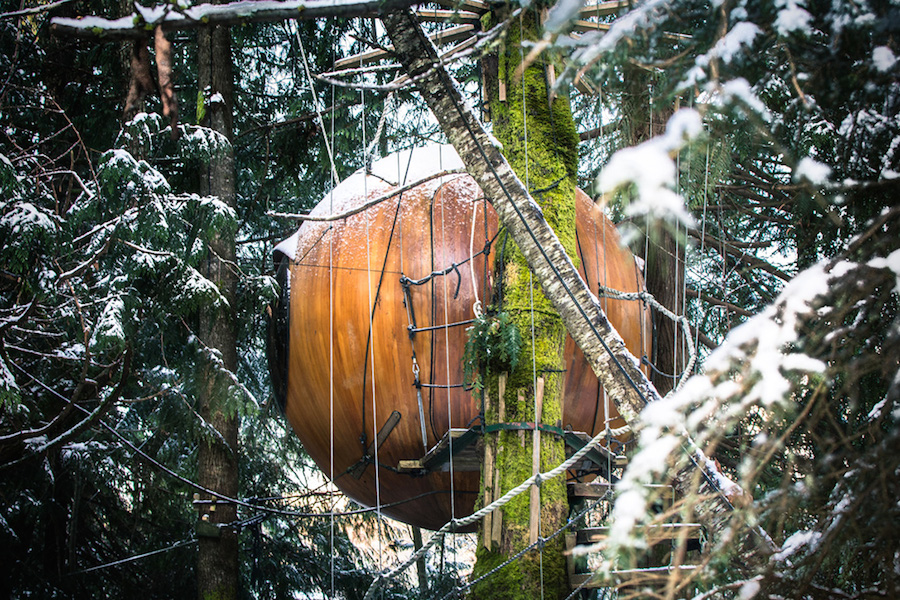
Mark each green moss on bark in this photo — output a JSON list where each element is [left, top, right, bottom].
[[473, 6, 579, 599]]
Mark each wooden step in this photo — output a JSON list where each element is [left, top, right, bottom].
[[576, 523, 702, 545], [569, 565, 698, 589], [567, 482, 675, 500], [398, 427, 482, 473]]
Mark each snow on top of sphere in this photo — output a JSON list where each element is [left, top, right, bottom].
[[275, 144, 466, 260]]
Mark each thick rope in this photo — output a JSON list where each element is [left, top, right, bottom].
[[597, 286, 697, 394], [362, 422, 631, 600]]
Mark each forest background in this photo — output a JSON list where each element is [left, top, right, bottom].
[[0, 0, 898, 598]]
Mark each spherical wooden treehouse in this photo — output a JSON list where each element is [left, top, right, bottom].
[[268, 144, 650, 531]]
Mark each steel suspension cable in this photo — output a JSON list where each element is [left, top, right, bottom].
[[296, 24, 340, 187]]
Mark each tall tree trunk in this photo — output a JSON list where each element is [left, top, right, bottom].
[[467, 7, 578, 598], [621, 67, 684, 396], [381, 7, 772, 590], [196, 21, 240, 600]]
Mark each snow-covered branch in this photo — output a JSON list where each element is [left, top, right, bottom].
[[51, 0, 423, 39], [606, 207, 900, 580]]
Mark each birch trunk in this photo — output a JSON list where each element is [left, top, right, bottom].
[[381, 9, 656, 423], [381, 6, 774, 579]]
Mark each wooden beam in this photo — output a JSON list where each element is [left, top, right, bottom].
[[432, 0, 488, 14], [386, 33, 479, 88], [491, 372, 506, 548], [570, 19, 691, 41], [567, 481, 611, 499], [578, 0, 630, 18], [576, 523, 702, 545], [415, 8, 481, 25], [572, 19, 613, 34], [569, 565, 698, 589], [567, 482, 676, 499], [483, 440, 494, 550], [350, 410, 402, 479]]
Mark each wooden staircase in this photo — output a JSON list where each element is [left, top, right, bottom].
[[566, 481, 704, 594]]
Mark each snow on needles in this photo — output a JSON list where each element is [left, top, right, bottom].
[[794, 157, 832, 185], [873, 46, 898, 72], [597, 108, 700, 231], [603, 245, 900, 556], [710, 22, 762, 64], [774, 0, 813, 37]]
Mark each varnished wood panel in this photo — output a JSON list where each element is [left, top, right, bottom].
[[281, 173, 649, 530]]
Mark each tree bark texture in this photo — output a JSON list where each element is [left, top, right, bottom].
[[468, 7, 577, 598], [196, 21, 240, 600], [381, 8, 657, 425], [620, 67, 684, 396], [381, 5, 773, 579], [643, 229, 685, 396]]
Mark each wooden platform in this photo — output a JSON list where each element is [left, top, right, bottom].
[[574, 523, 702, 545], [568, 565, 698, 590], [397, 428, 482, 473], [397, 427, 629, 477]]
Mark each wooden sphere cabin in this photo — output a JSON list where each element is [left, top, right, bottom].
[[268, 145, 650, 531]]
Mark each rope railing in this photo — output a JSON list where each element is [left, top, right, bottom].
[[597, 286, 698, 394], [440, 488, 615, 600], [362, 422, 631, 600]]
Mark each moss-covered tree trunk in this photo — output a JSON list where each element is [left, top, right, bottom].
[[468, 7, 578, 599]]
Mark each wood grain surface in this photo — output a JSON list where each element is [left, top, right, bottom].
[[280, 173, 649, 530]]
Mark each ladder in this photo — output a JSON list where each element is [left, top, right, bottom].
[[566, 481, 704, 594]]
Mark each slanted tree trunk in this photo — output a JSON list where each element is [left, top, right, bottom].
[[381, 7, 773, 589], [196, 20, 240, 600], [382, 9, 654, 425]]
